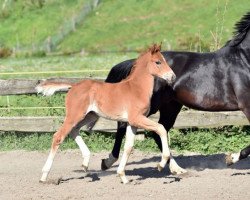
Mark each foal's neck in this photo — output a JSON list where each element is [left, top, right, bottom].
[[125, 57, 155, 96]]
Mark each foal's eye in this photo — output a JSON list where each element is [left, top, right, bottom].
[[155, 61, 161, 65]]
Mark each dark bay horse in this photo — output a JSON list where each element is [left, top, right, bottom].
[[102, 12, 250, 170], [36, 44, 184, 184]]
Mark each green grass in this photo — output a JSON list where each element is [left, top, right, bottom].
[[0, 0, 249, 53], [48, 0, 250, 52], [0, 94, 65, 116], [0, 0, 87, 48], [0, 52, 136, 79], [0, 128, 249, 154], [170, 127, 250, 154]]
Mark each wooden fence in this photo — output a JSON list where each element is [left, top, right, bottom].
[[0, 111, 248, 133], [0, 78, 249, 133]]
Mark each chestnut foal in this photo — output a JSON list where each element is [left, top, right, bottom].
[[36, 44, 185, 184]]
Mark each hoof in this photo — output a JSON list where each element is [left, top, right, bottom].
[[101, 154, 118, 171], [122, 179, 129, 184], [101, 159, 108, 171], [39, 180, 46, 184], [171, 168, 187, 175], [117, 171, 129, 184], [118, 173, 129, 184], [82, 165, 88, 172], [157, 163, 163, 172], [225, 154, 234, 166]]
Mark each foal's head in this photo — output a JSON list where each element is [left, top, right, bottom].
[[137, 44, 176, 85]]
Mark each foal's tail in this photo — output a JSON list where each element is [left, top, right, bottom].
[[36, 81, 73, 96]]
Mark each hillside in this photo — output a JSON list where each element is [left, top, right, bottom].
[[0, 0, 249, 55], [0, 0, 88, 53], [58, 0, 250, 52]]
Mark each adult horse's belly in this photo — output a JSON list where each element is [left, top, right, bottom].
[[175, 88, 239, 111]]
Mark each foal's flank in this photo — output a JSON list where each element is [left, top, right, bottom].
[[37, 44, 184, 184]]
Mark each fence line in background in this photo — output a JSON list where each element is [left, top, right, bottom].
[[0, 78, 249, 133], [0, 69, 109, 76], [0, 111, 248, 133], [0, 107, 65, 110]]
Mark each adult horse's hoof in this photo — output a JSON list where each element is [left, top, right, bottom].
[[225, 153, 240, 166], [225, 153, 237, 166], [101, 159, 109, 171], [101, 154, 118, 171], [225, 154, 233, 166]]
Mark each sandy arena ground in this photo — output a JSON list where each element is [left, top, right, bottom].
[[0, 150, 249, 200]]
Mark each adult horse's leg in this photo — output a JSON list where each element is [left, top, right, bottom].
[[101, 122, 126, 170], [117, 125, 137, 184], [225, 87, 250, 165], [226, 108, 250, 165], [226, 145, 250, 165]]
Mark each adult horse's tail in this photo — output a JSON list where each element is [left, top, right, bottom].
[[36, 81, 73, 96]]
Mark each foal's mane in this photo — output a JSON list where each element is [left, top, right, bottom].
[[124, 44, 161, 80], [226, 11, 250, 47]]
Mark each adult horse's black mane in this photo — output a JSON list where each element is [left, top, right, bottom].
[[227, 12, 250, 46], [101, 11, 250, 171]]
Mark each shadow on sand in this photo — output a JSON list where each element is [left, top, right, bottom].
[[56, 153, 249, 185], [112, 153, 250, 171]]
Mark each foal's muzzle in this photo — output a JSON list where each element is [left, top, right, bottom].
[[163, 72, 176, 84]]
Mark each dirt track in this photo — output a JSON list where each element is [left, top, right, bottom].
[[0, 150, 249, 200]]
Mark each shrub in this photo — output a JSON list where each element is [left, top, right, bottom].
[[0, 47, 12, 58]]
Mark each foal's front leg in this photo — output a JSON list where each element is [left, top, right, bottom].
[[130, 116, 186, 174], [117, 125, 137, 184]]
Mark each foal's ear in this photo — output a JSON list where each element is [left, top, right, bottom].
[[149, 43, 161, 54]]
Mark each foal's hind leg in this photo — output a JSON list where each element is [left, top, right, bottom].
[[40, 106, 90, 182], [40, 117, 82, 182], [70, 128, 90, 172], [70, 113, 99, 171]]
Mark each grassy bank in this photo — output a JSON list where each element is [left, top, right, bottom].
[[59, 0, 250, 52], [0, 0, 249, 53], [0, 52, 136, 79], [1, 128, 249, 154], [0, 0, 88, 48]]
